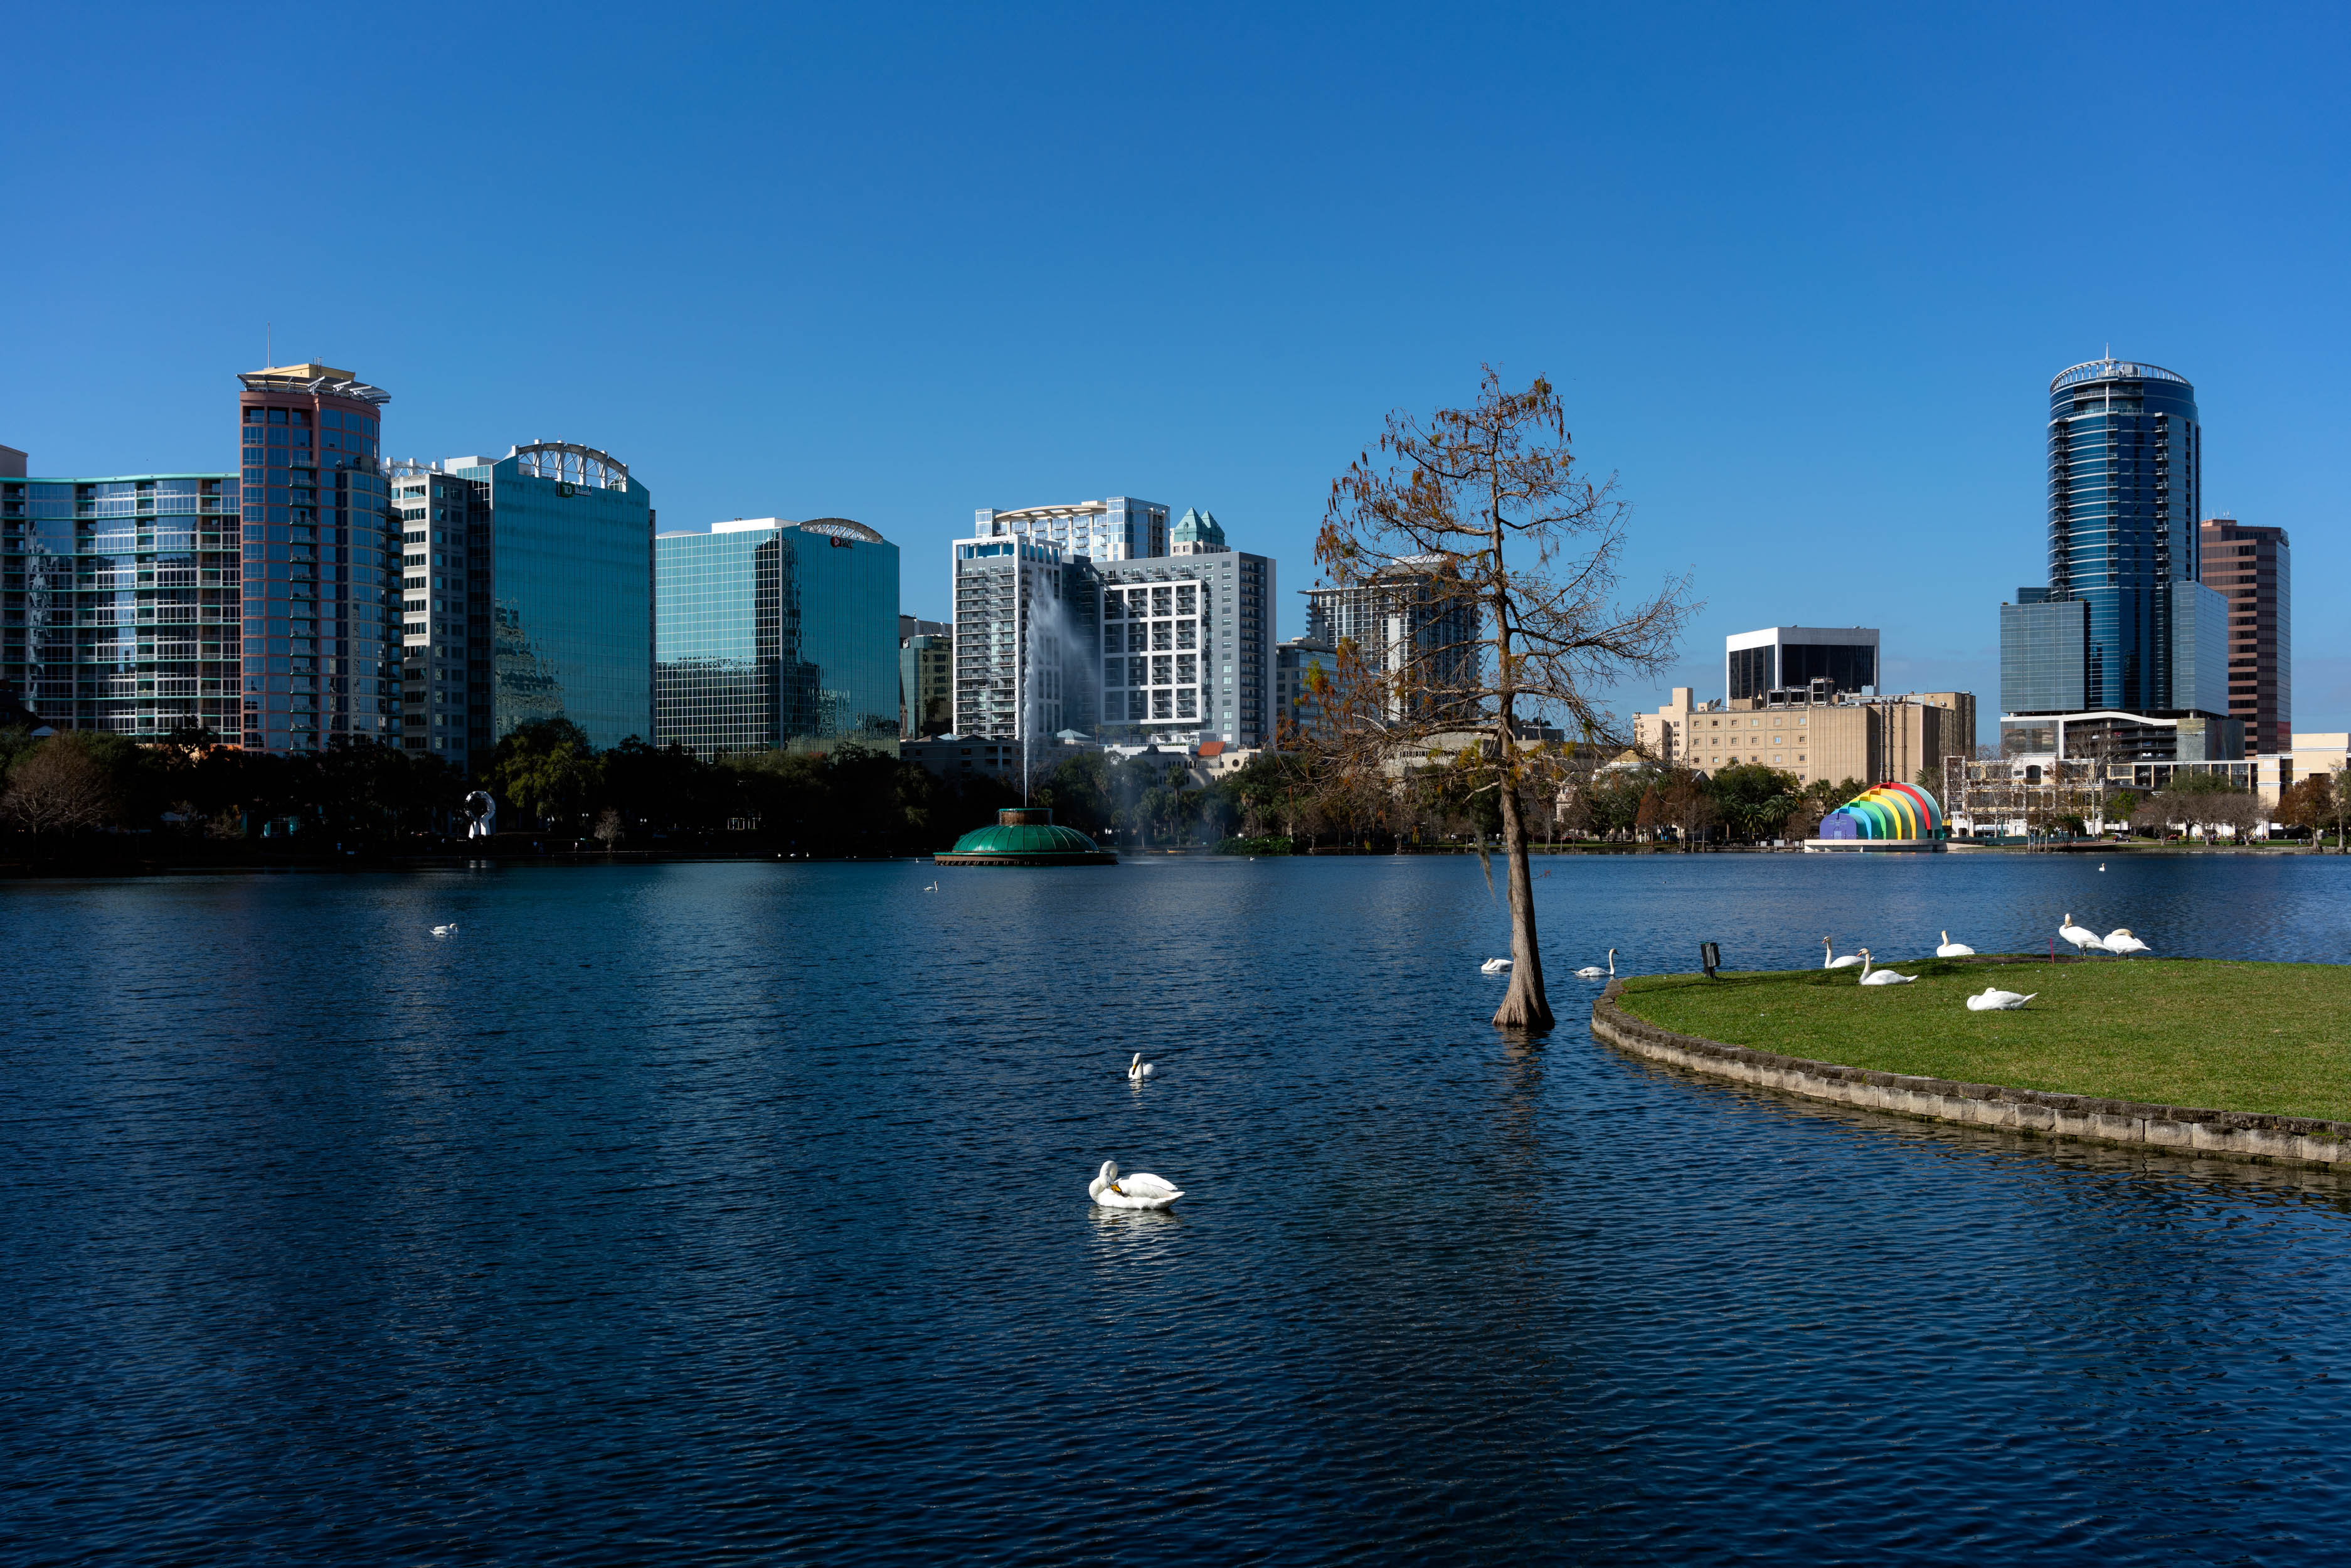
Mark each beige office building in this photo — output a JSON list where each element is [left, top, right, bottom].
[[1636, 686, 1977, 788]]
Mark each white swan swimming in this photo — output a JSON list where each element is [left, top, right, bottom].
[[431, 923, 458, 938], [1090, 1159, 1182, 1210], [1574, 948, 1616, 980], [2057, 913, 2106, 959], [1128, 1053, 1155, 1081], [1936, 930, 1975, 957], [1480, 958, 1512, 975], [1822, 937, 1864, 971], [1966, 987, 2037, 1011], [1857, 948, 1916, 986], [2103, 928, 2152, 956]]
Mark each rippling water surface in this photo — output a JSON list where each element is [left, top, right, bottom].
[[6, 851, 2351, 1564]]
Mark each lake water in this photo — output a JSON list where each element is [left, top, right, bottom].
[[6, 852, 2351, 1564]]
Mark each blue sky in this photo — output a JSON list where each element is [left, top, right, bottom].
[[4, 3, 2345, 733]]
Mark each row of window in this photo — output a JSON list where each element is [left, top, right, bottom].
[[1104, 585, 1199, 618]]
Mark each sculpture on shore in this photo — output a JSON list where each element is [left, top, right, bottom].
[[464, 790, 497, 840]]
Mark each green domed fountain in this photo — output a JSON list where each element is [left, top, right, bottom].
[[935, 807, 1117, 867]]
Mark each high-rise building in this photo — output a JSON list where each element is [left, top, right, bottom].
[[652, 517, 900, 760], [950, 537, 1096, 741], [0, 444, 26, 479], [1997, 356, 2235, 760], [1274, 635, 1337, 736], [1725, 626, 1879, 701], [1095, 549, 1275, 748], [392, 442, 655, 760], [3, 469, 242, 738], [900, 615, 951, 738], [236, 363, 399, 752], [1302, 560, 1478, 724], [972, 497, 1169, 561], [2199, 517, 2291, 754], [1169, 507, 1225, 556]]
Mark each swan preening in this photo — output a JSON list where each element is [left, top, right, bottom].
[[1822, 938, 1864, 972], [2103, 928, 2150, 956], [1480, 958, 1512, 975], [2057, 914, 2106, 958], [1966, 987, 2037, 1011], [1574, 949, 1616, 980], [1128, 1053, 1155, 1081], [1857, 949, 1916, 985], [431, 923, 458, 938], [1090, 1160, 1182, 1210], [1935, 930, 1975, 958]]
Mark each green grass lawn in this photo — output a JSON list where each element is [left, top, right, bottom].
[[1613, 958, 2351, 1121]]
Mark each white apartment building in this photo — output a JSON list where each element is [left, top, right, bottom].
[[972, 497, 1169, 562]]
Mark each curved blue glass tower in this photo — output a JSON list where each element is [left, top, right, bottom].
[[2044, 357, 2202, 712]]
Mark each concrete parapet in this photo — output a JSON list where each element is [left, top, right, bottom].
[[1590, 981, 2351, 1170]]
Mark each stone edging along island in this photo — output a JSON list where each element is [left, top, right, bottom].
[[1590, 977, 2351, 1169]]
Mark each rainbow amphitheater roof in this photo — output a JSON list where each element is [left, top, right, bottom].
[[1817, 782, 1943, 841]]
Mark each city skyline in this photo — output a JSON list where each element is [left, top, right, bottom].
[[4, 8, 2347, 731]]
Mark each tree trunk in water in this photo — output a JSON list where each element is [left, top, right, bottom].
[[1492, 775, 1554, 1030]]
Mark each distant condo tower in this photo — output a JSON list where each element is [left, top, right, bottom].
[[237, 363, 398, 753]]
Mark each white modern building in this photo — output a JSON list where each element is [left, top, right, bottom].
[[971, 497, 1169, 562], [1095, 548, 1276, 750]]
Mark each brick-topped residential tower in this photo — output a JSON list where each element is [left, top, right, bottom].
[[2199, 517, 2291, 755]]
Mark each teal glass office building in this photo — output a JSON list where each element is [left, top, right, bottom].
[[655, 519, 901, 758], [422, 444, 655, 754]]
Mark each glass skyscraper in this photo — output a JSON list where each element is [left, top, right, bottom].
[[654, 518, 901, 759], [237, 363, 400, 751], [2, 470, 243, 737], [393, 443, 655, 757], [2005, 357, 2220, 717]]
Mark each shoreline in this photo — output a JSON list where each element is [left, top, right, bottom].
[[1591, 968, 2351, 1168]]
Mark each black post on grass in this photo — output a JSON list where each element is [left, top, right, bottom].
[[1701, 941, 1721, 978]]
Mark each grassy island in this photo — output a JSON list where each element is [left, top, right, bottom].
[[1613, 960, 2351, 1123]]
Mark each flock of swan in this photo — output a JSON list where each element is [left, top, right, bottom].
[[1103, 907, 2159, 1212]]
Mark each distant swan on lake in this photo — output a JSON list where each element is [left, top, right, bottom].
[[1967, 987, 2037, 1011], [1090, 1160, 1182, 1210], [1128, 1053, 1154, 1081], [1936, 930, 1975, 957], [1822, 938, 1864, 971], [1574, 949, 1616, 980], [1857, 949, 1916, 986], [1481, 958, 1512, 974], [431, 924, 458, 938]]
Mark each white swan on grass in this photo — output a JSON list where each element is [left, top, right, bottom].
[[1857, 949, 1916, 986], [1128, 1053, 1154, 1081], [2058, 914, 2106, 959], [432, 924, 458, 938], [2103, 928, 2152, 956], [1966, 987, 2037, 1011], [1936, 930, 1975, 957], [1480, 958, 1512, 975], [1574, 949, 1616, 980], [1822, 937, 1864, 971], [1090, 1160, 1182, 1210]]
